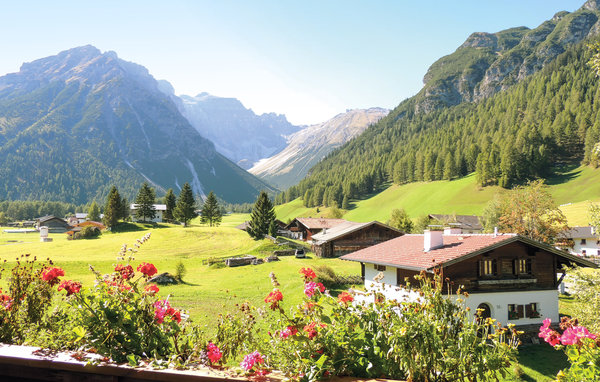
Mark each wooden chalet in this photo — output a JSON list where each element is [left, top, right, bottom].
[[341, 229, 596, 326], [285, 218, 348, 241], [311, 221, 403, 258], [35, 216, 72, 233]]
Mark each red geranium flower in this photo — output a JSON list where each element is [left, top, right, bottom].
[[41, 267, 65, 286], [303, 321, 326, 339], [114, 264, 134, 280], [58, 280, 82, 296], [304, 281, 325, 298], [299, 267, 316, 280], [264, 289, 283, 310], [0, 294, 12, 310], [144, 284, 159, 295], [154, 300, 182, 323], [206, 342, 222, 364], [280, 325, 298, 339], [337, 291, 354, 305], [137, 262, 157, 278]]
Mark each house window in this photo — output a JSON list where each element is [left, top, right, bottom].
[[526, 303, 540, 318], [514, 258, 532, 274], [508, 304, 524, 320], [582, 250, 587, 256], [581, 239, 587, 245], [479, 259, 497, 276], [374, 264, 386, 272]]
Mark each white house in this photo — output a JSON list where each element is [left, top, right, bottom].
[[563, 226, 599, 256], [130, 204, 167, 223], [340, 228, 596, 326]]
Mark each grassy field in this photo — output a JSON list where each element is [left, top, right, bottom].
[[274, 166, 600, 226], [0, 214, 359, 327]]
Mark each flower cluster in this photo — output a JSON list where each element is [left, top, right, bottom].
[[539, 318, 597, 347], [337, 291, 354, 305], [137, 262, 158, 278], [144, 284, 159, 295], [280, 325, 298, 339], [0, 294, 12, 310], [58, 280, 82, 296], [300, 267, 316, 281], [206, 342, 222, 364], [41, 267, 65, 286], [304, 281, 325, 298], [264, 289, 283, 310], [154, 300, 181, 323], [303, 321, 326, 339], [114, 264, 134, 280], [240, 351, 267, 374]]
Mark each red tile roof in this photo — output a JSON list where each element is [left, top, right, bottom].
[[340, 234, 518, 270]]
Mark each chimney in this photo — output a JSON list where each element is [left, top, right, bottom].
[[494, 227, 498, 237], [444, 226, 462, 235], [424, 229, 443, 252]]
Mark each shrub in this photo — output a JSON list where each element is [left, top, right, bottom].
[[313, 265, 337, 288], [175, 261, 187, 282]]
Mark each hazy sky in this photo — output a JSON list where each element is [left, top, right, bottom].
[[0, 1, 586, 125]]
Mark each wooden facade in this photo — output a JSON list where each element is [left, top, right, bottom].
[[312, 222, 403, 258]]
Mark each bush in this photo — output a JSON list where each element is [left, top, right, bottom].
[[175, 261, 187, 282], [313, 265, 337, 288]]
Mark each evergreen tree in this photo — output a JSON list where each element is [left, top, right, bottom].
[[388, 208, 414, 233], [342, 195, 350, 210], [135, 182, 156, 222], [247, 191, 276, 240], [164, 188, 176, 222], [103, 186, 122, 228], [88, 200, 100, 222], [174, 182, 197, 227], [120, 196, 129, 221], [201, 191, 222, 227]]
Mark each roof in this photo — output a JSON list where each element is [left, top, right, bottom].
[[311, 221, 402, 244], [130, 204, 167, 211], [77, 221, 106, 229], [563, 226, 595, 239], [37, 215, 67, 224], [290, 218, 348, 230], [429, 214, 483, 231], [340, 233, 597, 271], [75, 213, 88, 219]]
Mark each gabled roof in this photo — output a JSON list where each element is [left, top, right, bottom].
[[37, 215, 67, 224], [288, 217, 348, 230], [340, 233, 597, 271], [130, 204, 167, 211], [563, 226, 595, 239], [75, 213, 88, 219], [429, 214, 483, 231], [311, 221, 402, 244]]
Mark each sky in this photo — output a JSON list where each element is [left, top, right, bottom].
[[0, 0, 587, 125]]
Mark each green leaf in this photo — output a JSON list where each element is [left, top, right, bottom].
[[315, 354, 328, 369], [127, 354, 140, 367], [73, 326, 87, 342]]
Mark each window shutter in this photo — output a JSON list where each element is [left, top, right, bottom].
[[477, 260, 481, 277], [512, 259, 517, 275], [525, 303, 533, 318], [492, 259, 498, 276], [526, 259, 532, 274], [517, 304, 524, 319]]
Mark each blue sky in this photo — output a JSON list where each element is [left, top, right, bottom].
[[0, 0, 586, 125]]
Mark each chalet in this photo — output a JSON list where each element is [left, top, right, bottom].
[[130, 204, 167, 223], [66, 221, 105, 238], [285, 218, 348, 241], [35, 216, 72, 233], [428, 214, 483, 234], [311, 221, 403, 258], [562, 226, 599, 257], [341, 228, 596, 326]]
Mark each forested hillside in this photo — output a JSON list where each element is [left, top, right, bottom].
[[276, 34, 600, 207]]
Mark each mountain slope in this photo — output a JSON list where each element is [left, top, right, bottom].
[[160, 87, 302, 169], [249, 108, 388, 189], [0, 46, 274, 204]]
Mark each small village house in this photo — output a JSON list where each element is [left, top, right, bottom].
[[129, 204, 167, 223], [428, 214, 483, 234], [311, 221, 404, 258], [35, 216, 72, 233], [341, 227, 596, 326], [284, 218, 348, 241], [561, 226, 599, 257]]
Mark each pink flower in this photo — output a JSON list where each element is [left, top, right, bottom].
[[264, 289, 283, 310], [41, 267, 65, 286], [304, 281, 325, 298], [206, 342, 222, 364], [154, 300, 182, 323], [240, 351, 265, 372], [280, 325, 298, 339], [137, 262, 158, 278], [57, 280, 82, 296], [299, 267, 316, 280], [560, 326, 597, 346]]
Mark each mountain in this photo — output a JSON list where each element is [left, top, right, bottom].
[[0, 46, 274, 204], [159, 87, 303, 169], [415, 0, 600, 113], [249, 108, 389, 189], [277, 1, 600, 206]]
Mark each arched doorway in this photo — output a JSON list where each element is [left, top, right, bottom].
[[477, 303, 492, 320]]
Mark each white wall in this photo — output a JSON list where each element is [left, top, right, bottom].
[[131, 209, 164, 223], [571, 238, 599, 256]]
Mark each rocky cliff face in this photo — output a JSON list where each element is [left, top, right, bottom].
[[249, 108, 389, 189], [415, 1, 600, 113]]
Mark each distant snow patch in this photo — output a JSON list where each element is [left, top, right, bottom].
[[184, 158, 206, 198]]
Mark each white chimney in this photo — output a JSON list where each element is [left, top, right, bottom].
[[424, 229, 443, 252], [494, 227, 498, 237], [444, 226, 462, 235]]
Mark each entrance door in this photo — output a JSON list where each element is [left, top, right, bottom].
[[477, 303, 492, 321]]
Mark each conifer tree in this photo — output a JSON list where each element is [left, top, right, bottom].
[[164, 188, 176, 222], [201, 191, 222, 227], [135, 182, 156, 222], [120, 196, 129, 221], [247, 191, 276, 239], [103, 186, 122, 228], [88, 200, 100, 222], [388, 208, 414, 233], [174, 182, 196, 227], [342, 195, 350, 210]]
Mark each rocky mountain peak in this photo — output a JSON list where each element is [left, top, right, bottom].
[[583, 0, 600, 11], [459, 32, 498, 50]]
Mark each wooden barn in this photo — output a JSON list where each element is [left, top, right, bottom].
[[35, 216, 72, 233], [284, 218, 348, 241], [311, 221, 403, 258]]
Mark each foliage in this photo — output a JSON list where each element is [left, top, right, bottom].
[[103, 186, 123, 228], [135, 182, 156, 223], [163, 188, 176, 223], [412, 215, 432, 234], [174, 183, 196, 227], [78, 226, 101, 239], [0, 200, 80, 221], [481, 194, 503, 233], [87, 201, 100, 222], [200, 191, 222, 227], [0, 212, 8, 225], [539, 317, 600, 381], [565, 267, 600, 333], [247, 191, 276, 239], [387, 208, 414, 233], [175, 261, 187, 282], [588, 202, 600, 238]]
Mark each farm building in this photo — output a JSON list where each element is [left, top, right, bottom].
[[561, 226, 599, 257], [284, 217, 348, 241], [35, 216, 72, 233], [130, 204, 167, 223], [311, 221, 403, 258], [341, 227, 596, 326]]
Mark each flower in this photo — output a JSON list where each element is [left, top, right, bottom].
[[560, 326, 597, 346], [299, 267, 316, 280], [304, 281, 325, 298], [206, 342, 222, 364], [41, 267, 65, 286], [0, 294, 12, 310], [337, 291, 354, 305], [264, 289, 283, 310], [137, 262, 158, 278], [240, 351, 265, 372], [303, 301, 317, 311], [57, 280, 82, 296], [539, 318, 561, 347], [114, 264, 134, 280], [303, 321, 326, 339], [280, 325, 298, 339], [144, 284, 159, 295], [154, 300, 181, 323]]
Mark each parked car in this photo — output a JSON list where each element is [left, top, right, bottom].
[[295, 248, 305, 258]]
